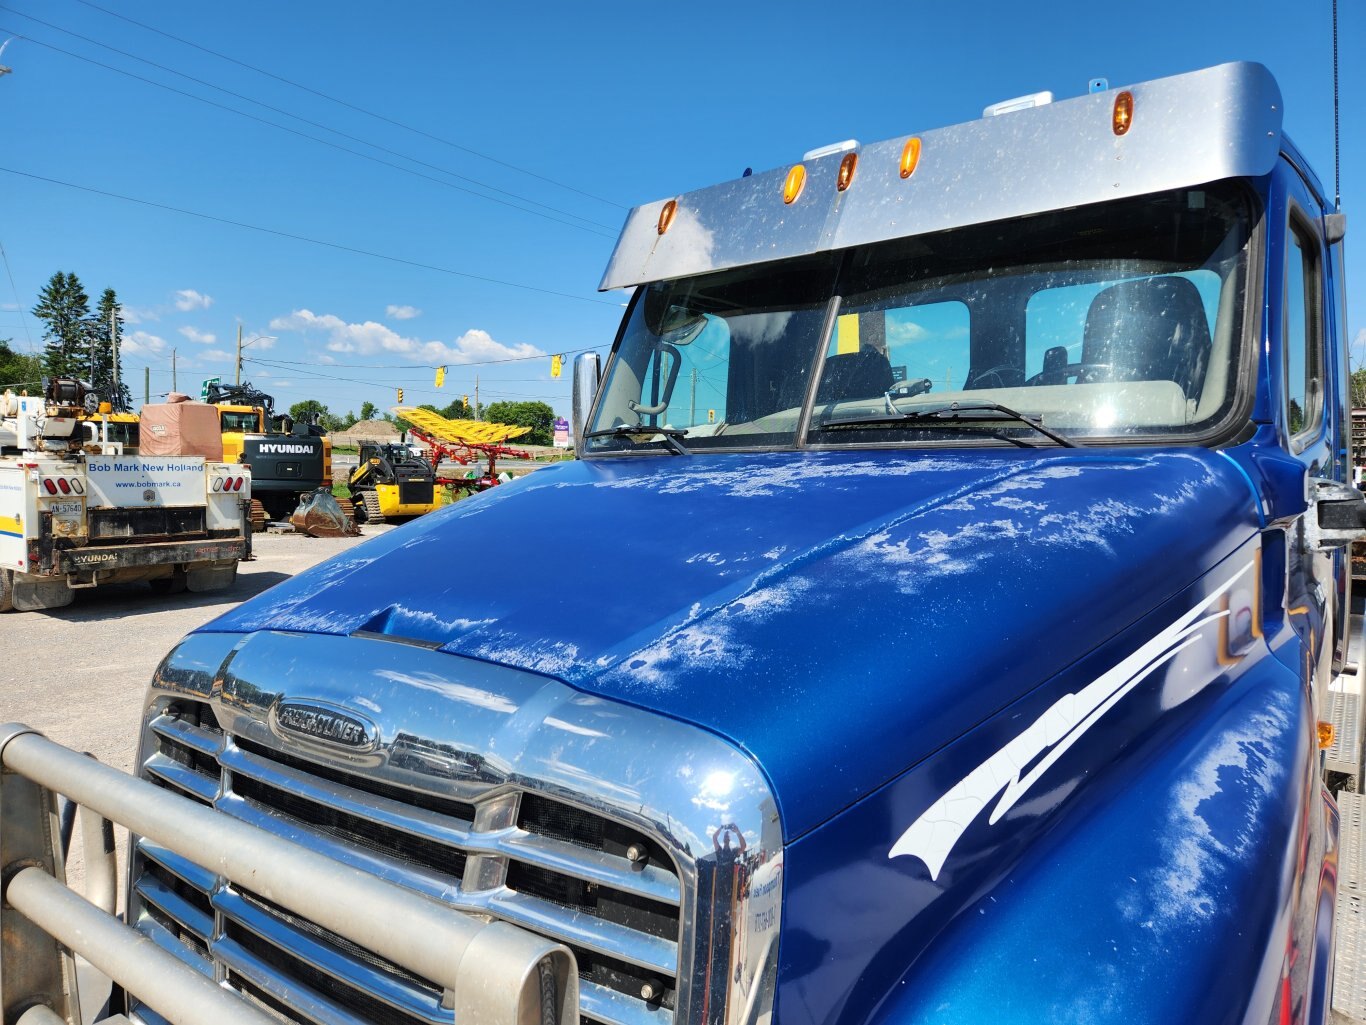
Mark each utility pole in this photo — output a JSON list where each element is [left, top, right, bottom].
[[144, 366, 149, 408], [235, 324, 243, 386], [172, 348, 177, 392], [690, 368, 697, 426], [475, 375, 480, 420]]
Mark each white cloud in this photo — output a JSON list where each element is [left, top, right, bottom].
[[123, 306, 159, 325], [174, 289, 213, 312], [178, 326, 216, 345], [0, 302, 18, 312], [199, 349, 235, 364], [122, 330, 167, 356], [386, 304, 421, 320], [270, 309, 543, 365]]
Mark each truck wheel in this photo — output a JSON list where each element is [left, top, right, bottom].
[[147, 570, 188, 596], [0, 569, 13, 613]]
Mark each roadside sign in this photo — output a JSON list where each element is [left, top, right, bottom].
[[201, 376, 220, 401], [553, 417, 570, 449]]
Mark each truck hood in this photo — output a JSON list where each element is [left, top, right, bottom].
[[205, 449, 1259, 838]]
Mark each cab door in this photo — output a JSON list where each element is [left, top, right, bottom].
[[1275, 163, 1340, 735]]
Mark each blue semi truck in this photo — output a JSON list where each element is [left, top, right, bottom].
[[1, 60, 1364, 1025]]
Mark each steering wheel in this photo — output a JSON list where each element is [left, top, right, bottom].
[[966, 364, 1020, 389], [1025, 362, 1144, 386]]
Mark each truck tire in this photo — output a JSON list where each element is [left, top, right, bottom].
[[147, 570, 189, 595], [0, 569, 13, 613]]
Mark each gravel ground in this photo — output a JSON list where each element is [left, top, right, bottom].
[[0, 522, 393, 952], [0, 525, 391, 766]]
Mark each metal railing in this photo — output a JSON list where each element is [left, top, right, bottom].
[[0, 723, 579, 1025]]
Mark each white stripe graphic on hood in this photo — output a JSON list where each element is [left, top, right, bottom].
[[889, 560, 1254, 881]]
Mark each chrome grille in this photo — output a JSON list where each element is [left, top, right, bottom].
[[132, 700, 680, 1025]]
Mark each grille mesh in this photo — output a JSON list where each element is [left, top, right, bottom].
[[134, 700, 682, 1025]]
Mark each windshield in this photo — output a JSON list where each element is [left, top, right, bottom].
[[220, 411, 260, 433], [585, 183, 1253, 454]]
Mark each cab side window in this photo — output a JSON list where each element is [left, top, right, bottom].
[[1285, 218, 1324, 444]]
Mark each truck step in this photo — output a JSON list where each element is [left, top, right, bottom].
[[1328, 671, 1364, 778], [1336, 792, 1366, 1021]]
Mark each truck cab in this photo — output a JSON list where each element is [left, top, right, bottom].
[[2, 61, 1362, 1025]]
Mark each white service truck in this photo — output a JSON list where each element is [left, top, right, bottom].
[[0, 384, 252, 611]]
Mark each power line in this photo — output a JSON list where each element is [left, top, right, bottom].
[[0, 237, 35, 352], [0, 7, 618, 234], [0, 165, 621, 307], [255, 346, 608, 371], [0, 26, 617, 239], [70, 0, 625, 211], [243, 352, 603, 401]]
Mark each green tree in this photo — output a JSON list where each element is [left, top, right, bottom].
[[0, 339, 42, 392], [1351, 366, 1366, 409], [359, 400, 378, 422], [32, 271, 92, 381], [289, 399, 333, 428], [482, 400, 555, 446], [440, 398, 473, 421], [90, 288, 131, 410]]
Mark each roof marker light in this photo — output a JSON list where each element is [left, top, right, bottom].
[[783, 165, 806, 205], [837, 152, 858, 192], [1113, 90, 1134, 136], [899, 137, 922, 179], [657, 199, 678, 236]]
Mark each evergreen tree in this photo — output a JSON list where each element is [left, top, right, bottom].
[[32, 272, 92, 382], [91, 288, 131, 410]]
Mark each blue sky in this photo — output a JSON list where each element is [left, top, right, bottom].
[[0, 0, 1358, 420]]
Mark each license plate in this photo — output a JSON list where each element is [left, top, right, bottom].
[[50, 501, 82, 515]]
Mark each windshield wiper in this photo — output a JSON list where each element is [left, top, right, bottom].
[[817, 401, 1079, 448], [585, 424, 690, 455]]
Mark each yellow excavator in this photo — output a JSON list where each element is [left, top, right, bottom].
[[206, 382, 334, 528]]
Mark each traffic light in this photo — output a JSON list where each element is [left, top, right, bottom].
[[397, 388, 404, 403]]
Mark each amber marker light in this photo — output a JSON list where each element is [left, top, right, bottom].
[[657, 199, 678, 235], [899, 137, 922, 179], [1318, 721, 1336, 750], [1112, 90, 1134, 136], [837, 152, 858, 192], [783, 165, 807, 204]]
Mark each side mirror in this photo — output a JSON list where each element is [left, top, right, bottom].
[[571, 352, 601, 451]]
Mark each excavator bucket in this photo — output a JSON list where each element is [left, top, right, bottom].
[[289, 488, 360, 538]]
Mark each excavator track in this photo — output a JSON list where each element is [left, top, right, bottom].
[[248, 499, 268, 533], [361, 491, 385, 523]]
